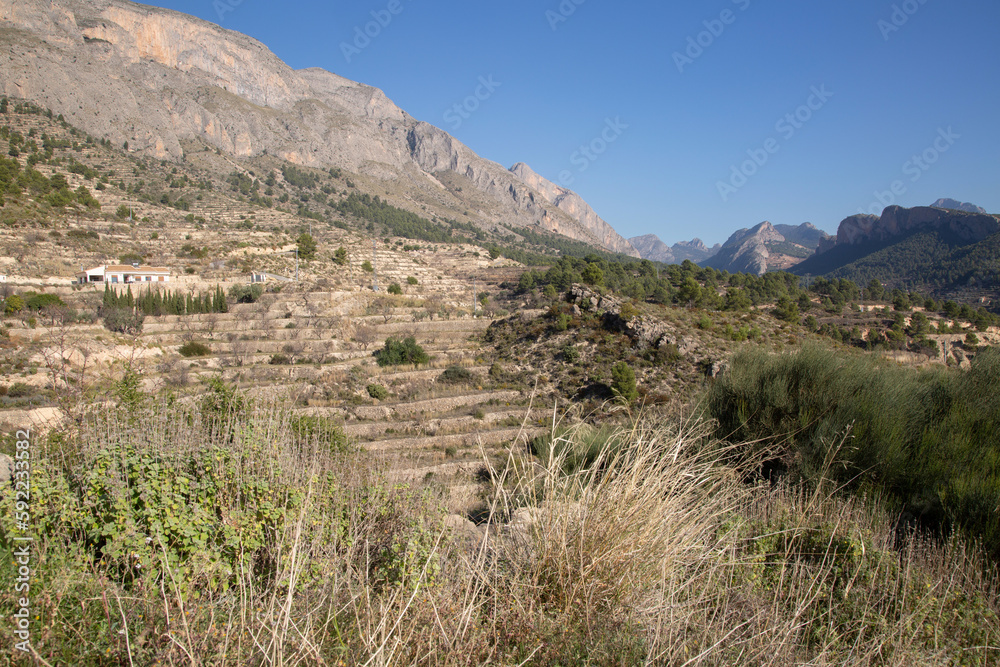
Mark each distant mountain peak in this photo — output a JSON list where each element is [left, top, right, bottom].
[[628, 234, 720, 265], [931, 198, 987, 214]]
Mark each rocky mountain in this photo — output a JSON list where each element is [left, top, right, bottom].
[[628, 234, 720, 265], [508, 163, 638, 257], [773, 223, 830, 250], [793, 205, 1000, 295], [702, 221, 785, 275], [931, 198, 987, 214], [698, 222, 818, 276], [0, 0, 632, 255]]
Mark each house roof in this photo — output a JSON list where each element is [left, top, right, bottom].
[[101, 265, 170, 273]]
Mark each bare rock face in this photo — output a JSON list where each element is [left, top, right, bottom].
[[628, 234, 676, 263], [0, 0, 633, 254], [820, 207, 1000, 254], [703, 221, 785, 276], [508, 163, 639, 257], [568, 284, 695, 354], [931, 198, 987, 214]]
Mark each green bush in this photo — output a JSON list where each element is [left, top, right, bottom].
[[366, 384, 389, 400], [387, 282, 402, 295], [437, 365, 472, 385], [102, 307, 144, 335], [708, 345, 1000, 559], [529, 423, 624, 475], [178, 341, 211, 357], [7, 382, 33, 398], [3, 294, 23, 314], [406, 276, 418, 285], [610, 361, 638, 405], [228, 283, 263, 304], [374, 336, 429, 368]]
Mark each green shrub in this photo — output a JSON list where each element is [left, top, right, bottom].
[[562, 344, 580, 363], [406, 276, 418, 285], [610, 361, 638, 405], [7, 382, 32, 398], [228, 283, 263, 304], [366, 384, 389, 400], [102, 307, 144, 335], [529, 423, 624, 475], [25, 292, 64, 311], [437, 365, 472, 385], [178, 341, 211, 357], [387, 282, 402, 295], [268, 354, 290, 365], [374, 336, 429, 368], [3, 294, 23, 314], [708, 345, 1000, 559]]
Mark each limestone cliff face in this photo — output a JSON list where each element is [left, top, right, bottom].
[[0, 0, 632, 254], [508, 163, 639, 257], [818, 207, 1000, 256], [703, 221, 786, 276]]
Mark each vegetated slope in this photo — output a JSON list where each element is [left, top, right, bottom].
[[3, 393, 998, 664], [795, 227, 1000, 296], [797, 204, 1000, 300], [0, 0, 633, 256], [709, 345, 1000, 560]]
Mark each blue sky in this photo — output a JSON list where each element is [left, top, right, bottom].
[[148, 0, 1000, 246]]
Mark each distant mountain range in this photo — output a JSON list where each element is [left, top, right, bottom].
[[793, 202, 1000, 295], [630, 223, 829, 275], [627, 235, 720, 264]]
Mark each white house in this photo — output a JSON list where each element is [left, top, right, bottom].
[[78, 264, 171, 284]]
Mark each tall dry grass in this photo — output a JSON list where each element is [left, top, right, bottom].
[[1, 390, 997, 665]]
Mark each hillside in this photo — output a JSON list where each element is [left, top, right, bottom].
[[795, 204, 1000, 298], [0, 0, 634, 257]]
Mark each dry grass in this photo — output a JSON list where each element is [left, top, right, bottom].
[[1, 395, 998, 665]]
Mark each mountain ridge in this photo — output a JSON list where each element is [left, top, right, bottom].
[[0, 0, 635, 256]]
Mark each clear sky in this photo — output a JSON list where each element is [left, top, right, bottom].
[[146, 0, 1000, 246]]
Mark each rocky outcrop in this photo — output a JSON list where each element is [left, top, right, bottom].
[[0, 0, 634, 255], [568, 284, 697, 356], [508, 163, 639, 257]]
